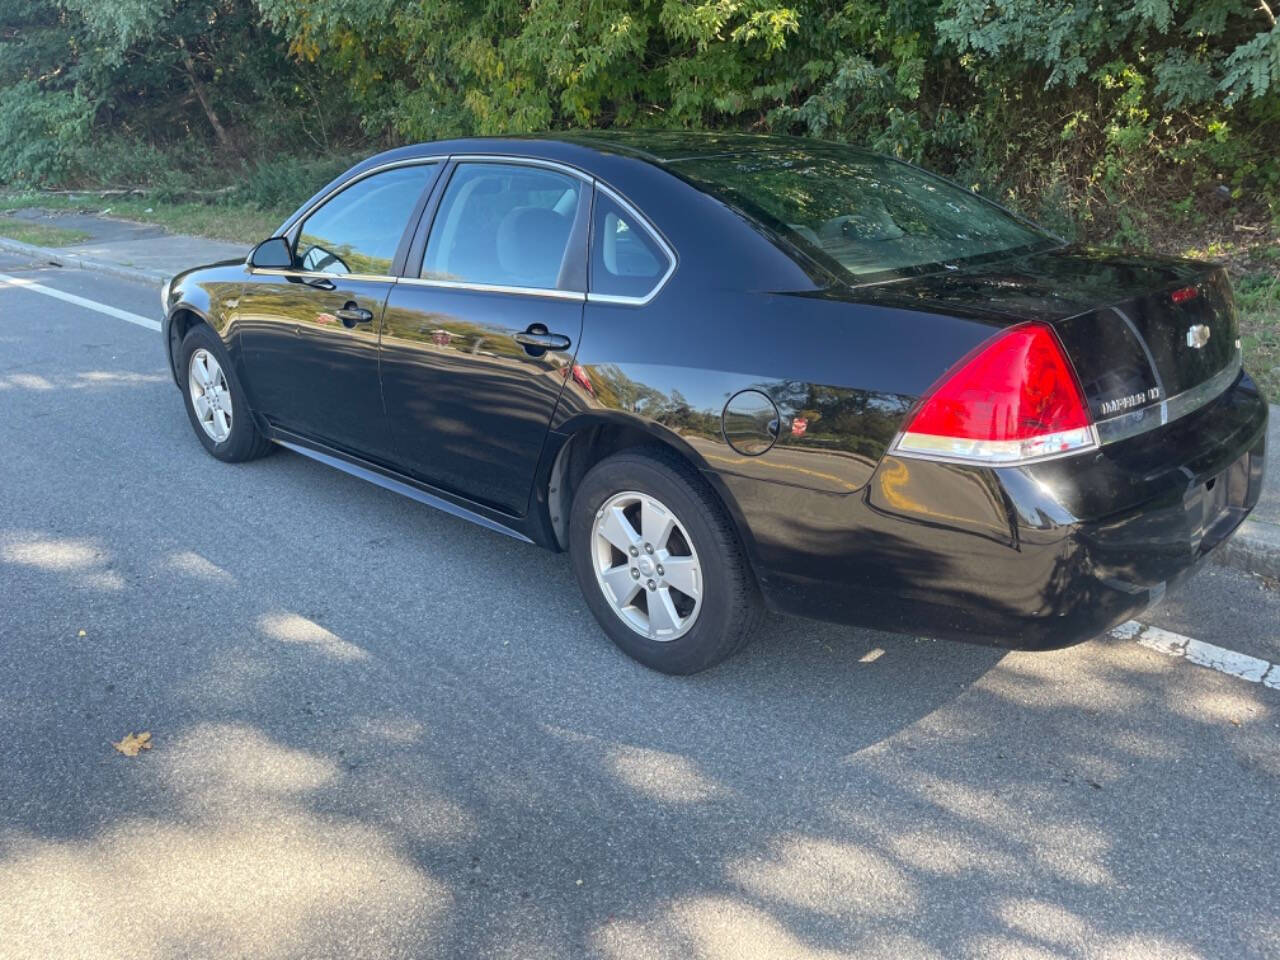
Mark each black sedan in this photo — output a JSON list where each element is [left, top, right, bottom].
[[162, 132, 1268, 673]]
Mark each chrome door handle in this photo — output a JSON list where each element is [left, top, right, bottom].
[[514, 331, 571, 351], [336, 306, 374, 328]]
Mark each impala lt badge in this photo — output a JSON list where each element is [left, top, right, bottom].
[[1186, 324, 1211, 349], [1100, 387, 1161, 416]]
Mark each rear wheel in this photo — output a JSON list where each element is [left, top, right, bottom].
[[179, 324, 273, 462], [569, 448, 762, 673]]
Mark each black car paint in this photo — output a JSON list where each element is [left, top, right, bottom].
[[237, 273, 397, 461], [162, 133, 1268, 650]]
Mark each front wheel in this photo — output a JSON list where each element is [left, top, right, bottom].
[[179, 324, 273, 463], [569, 448, 762, 674]]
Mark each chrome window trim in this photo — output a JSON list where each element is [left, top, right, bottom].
[[1094, 348, 1243, 445], [397, 276, 585, 302], [285, 157, 444, 242], [243, 152, 678, 305], [587, 291, 657, 306], [587, 181, 677, 307], [443, 153, 593, 183], [412, 155, 592, 299], [245, 268, 397, 284], [244, 157, 444, 277]]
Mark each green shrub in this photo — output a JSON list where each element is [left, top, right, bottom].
[[233, 154, 360, 209], [73, 136, 205, 192], [0, 82, 93, 186], [1, 0, 1277, 243]]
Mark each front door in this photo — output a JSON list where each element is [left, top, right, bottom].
[[379, 160, 589, 515], [238, 161, 439, 463]]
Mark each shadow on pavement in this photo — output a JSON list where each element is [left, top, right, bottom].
[[0, 340, 1275, 959]]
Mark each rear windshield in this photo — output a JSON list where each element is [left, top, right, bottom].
[[668, 145, 1057, 282]]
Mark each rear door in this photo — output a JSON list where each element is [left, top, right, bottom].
[[379, 159, 589, 514], [238, 161, 440, 464]]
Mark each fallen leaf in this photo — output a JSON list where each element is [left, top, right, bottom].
[[113, 731, 152, 756]]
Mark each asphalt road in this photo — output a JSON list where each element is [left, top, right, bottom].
[[1, 251, 1277, 960]]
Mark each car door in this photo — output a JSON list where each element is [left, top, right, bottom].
[[238, 161, 440, 464], [379, 159, 589, 514]]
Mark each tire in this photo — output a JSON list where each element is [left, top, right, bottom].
[[178, 324, 273, 463], [569, 447, 763, 674]]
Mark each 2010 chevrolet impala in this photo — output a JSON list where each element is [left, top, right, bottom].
[[162, 132, 1268, 673]]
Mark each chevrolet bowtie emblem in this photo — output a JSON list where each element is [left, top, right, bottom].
[[1186, 324, 1211, 349]]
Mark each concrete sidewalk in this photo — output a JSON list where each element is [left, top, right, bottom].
[[0, 207, 247, 284], [2, 209, 1277, 580]]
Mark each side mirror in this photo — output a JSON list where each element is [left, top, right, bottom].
[[250, 236, 293, 269]]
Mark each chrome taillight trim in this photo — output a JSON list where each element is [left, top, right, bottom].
[[892, 425, 1099, 467]]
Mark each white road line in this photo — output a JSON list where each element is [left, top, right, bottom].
[[0, 271, 160, 332], [1112, 620, 1280, 689]]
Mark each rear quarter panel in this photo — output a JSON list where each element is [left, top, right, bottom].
[[552, 282, 1004, 575]]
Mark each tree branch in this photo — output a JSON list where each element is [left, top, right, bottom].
[[1259, 0, 1277, 28], [176, 36, 235, 154]]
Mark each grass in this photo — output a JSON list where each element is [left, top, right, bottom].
[[1169, 229, 1279, 403], [0, 215, 91, 246], [99, 198, 287, 244], [1237, 270, 1280, 403], [0, 192, 288, 245]]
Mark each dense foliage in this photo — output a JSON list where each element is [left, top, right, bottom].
[[2, 0, 1278, 234]]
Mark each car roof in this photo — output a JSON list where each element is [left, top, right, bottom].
[[522, 130, 873, 165], [355, 130, 875, 173]]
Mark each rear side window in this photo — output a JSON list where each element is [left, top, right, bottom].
[[422, 162, 584, 290], [590, 194, 671, 300], [295, 163, 436, 276]]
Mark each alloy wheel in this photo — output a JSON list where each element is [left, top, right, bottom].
[[188, 347, 233, 443], [591, 491, 703, 641]]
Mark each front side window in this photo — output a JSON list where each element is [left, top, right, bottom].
[[590, 194, 671, 299], [669, 146, 1056, 282], [422, 163, 584, 289], [295, 163, 437, 277]]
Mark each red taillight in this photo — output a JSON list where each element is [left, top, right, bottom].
[[894, 322, 1096, 464]]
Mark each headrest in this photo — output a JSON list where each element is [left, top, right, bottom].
[[497, 206, 571, 286]]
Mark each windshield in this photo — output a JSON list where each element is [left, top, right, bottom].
[[668, 145, 1057, 282]]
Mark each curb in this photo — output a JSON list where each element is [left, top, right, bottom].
[[1214, 518, 1280, 582], [0, 234, 169, 286], [3, 228, 1278, 580]]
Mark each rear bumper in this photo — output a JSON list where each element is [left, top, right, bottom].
[[720, 370, 1268, 650]]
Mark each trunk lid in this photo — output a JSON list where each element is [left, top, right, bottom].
[[854, 245, 1241, 431]]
